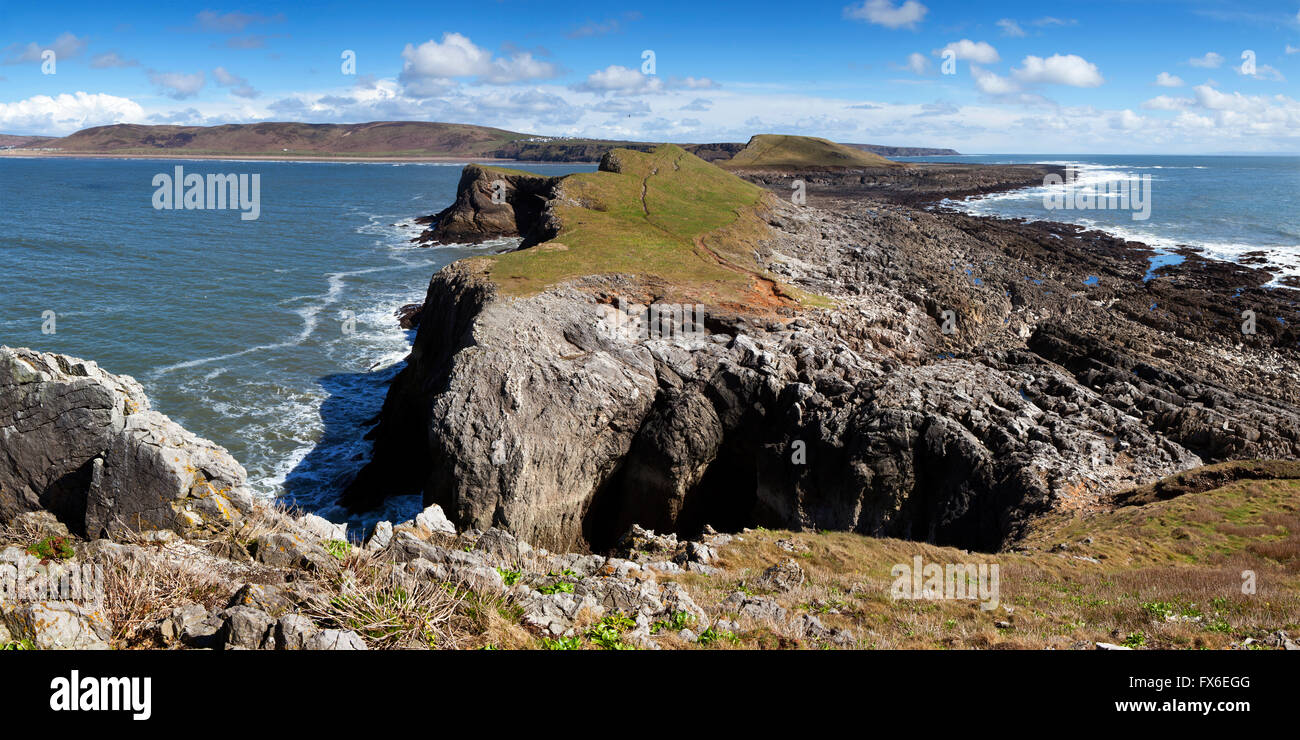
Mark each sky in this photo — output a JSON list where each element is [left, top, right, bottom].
[[0, 0, 1298, 153]]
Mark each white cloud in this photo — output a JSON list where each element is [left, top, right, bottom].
[[1142, 95, 1191, 111], [666, 76, 719, 90], [1110, 109, 1143, 130], [1236, 61, 1286, 82], [996, 19, 1026, 37], [937, 39, 1000, 64], [1155, 72, 1184, 87], [905, 52, 931, 74], [149, 70, 207, 99], [844, 0, 928, 30], [1188, 52, 1224, 68], [212, 66, 259, 98], [399, 33, 559, 93], [572, 65, 663, 95], [0, 91, 144, 134], [971, 66, 1019, 96], [1287, 45, 1300, 55], [1013, 54, 1103, 87]]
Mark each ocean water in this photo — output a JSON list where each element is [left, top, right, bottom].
[[904, 154, 1300, 286], [0, 157, 594, 527]]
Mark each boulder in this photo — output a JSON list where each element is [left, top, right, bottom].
[[0, 347, 255, 538]]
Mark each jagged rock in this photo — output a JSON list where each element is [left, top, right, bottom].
[[304, 629, 367, 650], [227, 583, 298, 618], [0, 347, 256, 539], [413, 504, 457, 536], [520, 591, 603, 637], [342, 162, 1300, 553], [220, 606, 275, 650], [754, 559, 805, 593], [160, 603, 215, 645], [9, 511, 70, 539], [413, 164, 561, 246], [251, 533, 338, 573], [0, 601, 111, 649], [721, 592, 787, 625], [297, 514, 347, 542], [275, 614, 318, 650], [365, 521, 393, 551]]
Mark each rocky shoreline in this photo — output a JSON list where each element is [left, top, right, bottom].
[[343, 152, 1300, 554], [3, 149, 1298, 651]]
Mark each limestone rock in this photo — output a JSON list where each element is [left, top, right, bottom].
[[0, 347, 255, 539]]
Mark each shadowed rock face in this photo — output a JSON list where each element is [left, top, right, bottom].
[[343, 165, 1300, 553], [413, 164, 561, 247], [0, 347, 255, 538]]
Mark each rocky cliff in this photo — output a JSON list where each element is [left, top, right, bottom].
[[344, 147, 1300, 553], [0, 347, 257, 539]]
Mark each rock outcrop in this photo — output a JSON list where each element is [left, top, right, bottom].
[[347, 156, 1300, 553], [413, 164, 561, 246], [0, 346, 256, 538]]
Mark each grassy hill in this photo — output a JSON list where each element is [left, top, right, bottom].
[[634, 460, 1298, 650], [480, 144, 823, 311], [720, 134, 900, 170], [49, 121, 531, 158]]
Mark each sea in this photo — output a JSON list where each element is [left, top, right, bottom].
[[903, 154, 1300, 287], [1, 154, 1295, 526], [0, 157, 594, 528]]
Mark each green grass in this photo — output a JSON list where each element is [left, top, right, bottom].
[[720, 134, 899, 170], [484, 144, 825, 309]]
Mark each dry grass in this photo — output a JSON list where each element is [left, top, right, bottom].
[[651, 469, 1300, 650], [299, 548, 527, 650], [100, 551, 227, 646]]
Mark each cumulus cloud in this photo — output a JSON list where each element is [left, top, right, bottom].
[[1155, 72, 1184, 87], [1188, 52, 1224, 68], [572, 65, 663, 95], [996, 19, 1026, 37], [937, 39, 1000, 64], [1110, 109, 1143, 130], [1236, 61, 1286, 82], [1012, 54, 1103, 87], [844, 0, 928, 30], [971, 66, 1019, 96], [0, 91, 144, 134], [680, 98, 713, 111], [4, 32, 88, 64], [149, 70, 207, 99], [212, 66, 259, 98], [399, 33, 560, 93], [1142, 95, 1191, 110], [905, 52, 931, 74]]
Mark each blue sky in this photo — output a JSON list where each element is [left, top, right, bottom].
[[1, 0, 1298, 152]]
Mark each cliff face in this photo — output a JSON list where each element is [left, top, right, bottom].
[[344, 157, 1300, 552], [0, 347, 256, 538], [413, 164, 561, 246]]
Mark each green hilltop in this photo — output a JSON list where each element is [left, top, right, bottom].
[[481, 144, 825, 309], [720, 134, 900, 169]]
